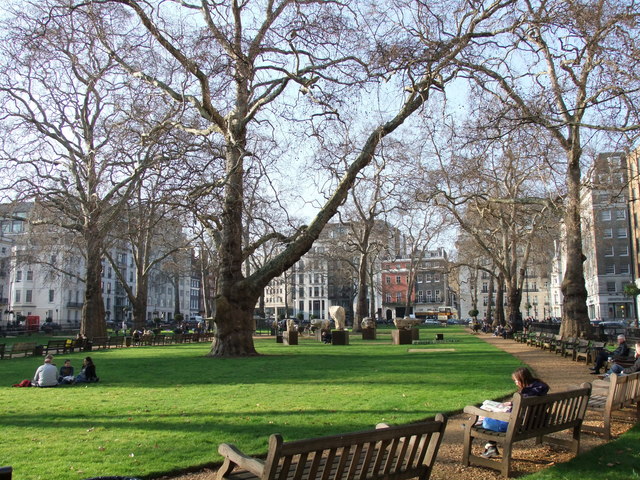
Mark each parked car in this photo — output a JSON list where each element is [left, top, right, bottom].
[[424, 319, 439, 326], [40, 322, 61, 333]]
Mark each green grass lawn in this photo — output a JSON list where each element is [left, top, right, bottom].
[[1, 327, 525, 479]]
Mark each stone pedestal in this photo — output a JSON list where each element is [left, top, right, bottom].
[[276, 335, 283, 343], [362, 328, 376, 340], [412, 327, 420, 341], [436, 333, 444, 341], [283, 331, 298, 345], [331, 330, 350, 345], [392, 329, 413, 345]]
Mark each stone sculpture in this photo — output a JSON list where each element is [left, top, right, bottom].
[[393, 316, 421, 330], [329, 305, 346, 330]]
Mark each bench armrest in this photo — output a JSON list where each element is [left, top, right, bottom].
[[463, 405, 512, 422], [217, 443, 265, 478]]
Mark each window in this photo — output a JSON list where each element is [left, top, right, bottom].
[[617, 228, 628, 238], [426, 273, 433, 282], [607, 281, 616, 292], [417, 290, 423, 301], [426, 290, 432, 300], [603, 228, 613, 238], [49, 290, 54, 302], [435, 290, 441, 301], [620, 246, 629, 256], [396, 292, 402, 302], [620, 264, 630, 274], [605, 264, 615, 274], [26, 271, 33, 281], [15, 290, 20, 302], [395, 276, 401, 284], [482, 282, 488, 293], [434, 273, 440, 282], [26, 290, 32, 303], [616, 209, 627, 220], [386, 294, 391, 303], [385, 276, 390, 284], [601, 210, 612, 221], [603, 245, 614, 256], [15, 271, 22, 282], [417, 274, 423, 283]]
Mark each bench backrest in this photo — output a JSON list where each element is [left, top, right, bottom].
[[608, 372, 640, 410], [507, 384, 591, 441], [13, 342, 36, 350], [262, 416, 447, 480]]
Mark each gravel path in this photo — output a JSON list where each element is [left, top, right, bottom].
[[155, 332, 637, 480]]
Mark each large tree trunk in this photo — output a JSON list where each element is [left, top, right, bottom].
[[560, 147, 591, 339], [132, 279, 148, 331], [494, 272, 505, 327], [506, 276, 523, 331], [486, 274, 494, 324], [353, 252, 368, 332], [81, 233, 106, 338]]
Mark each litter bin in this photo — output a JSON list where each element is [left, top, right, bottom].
[[33, 345, 44, 356], [436, 333, 444, 342]]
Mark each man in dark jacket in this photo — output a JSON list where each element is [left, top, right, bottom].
[[590, 334, 630, 374], [608, 343, 640, 376]]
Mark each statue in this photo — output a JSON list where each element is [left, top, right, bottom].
[[329, 306, 346, 330], [361, 317, 376, 329], [394, 316, 421, 330], [286, 318, 297, 332]]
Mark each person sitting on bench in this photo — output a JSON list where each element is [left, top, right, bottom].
[[590, 334, 629, 375]]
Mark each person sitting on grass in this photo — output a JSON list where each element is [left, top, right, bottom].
[[33, 354, 58, 387], [479, 367, 549, 459], [58, 359, 76, 384], [75, 356, 99, 383]]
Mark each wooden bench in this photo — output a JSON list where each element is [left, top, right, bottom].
[[526, 332, 541, 347], [44, 339, 72, 355], [0, 344, 5, 360], [106, 336, 124, 348], [89, 337, 109, 350], [462, 383, 592, 477], [560, 337, 577, 359], [216, 416, 448, 480], [6, 342, 37, 359], [585, 371, 640, 440], [573, 339, 591, 363], [576, 341, 605, 365]]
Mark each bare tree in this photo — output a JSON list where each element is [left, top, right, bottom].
[[67, 0, 517, 356], [0, 4, 167, 337], [455, 0, 640, 338]]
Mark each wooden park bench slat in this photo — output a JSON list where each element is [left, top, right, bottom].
[[462, 383, 591, 477], [216, 416, 447, 480], [585, 371, 640, 440]]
